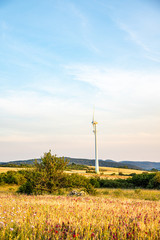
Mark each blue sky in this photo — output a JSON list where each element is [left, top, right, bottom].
[[0, 0, 160, 162]]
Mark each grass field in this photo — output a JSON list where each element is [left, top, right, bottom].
[[0, 184, 19, 193], [0, 166, 159, 239], [0, 167, 24, 173], [0, 193, 160, 239], [65, 166, 146, 179], [0, 166, 146, 181], [0, 166, 145, 174], [98, 188, 160, 201], [89, 166, 146, 175], [0, 184, 160, 201]]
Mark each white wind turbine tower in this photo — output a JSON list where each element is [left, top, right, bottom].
[[92, 109, 99, 174]]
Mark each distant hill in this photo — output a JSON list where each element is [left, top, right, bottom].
[[66, 158, 142, 170], [0, 159, 40, 166], [0, 157, 142, 170], [120, 161, 160, 171], [1, 157, 160, 171]]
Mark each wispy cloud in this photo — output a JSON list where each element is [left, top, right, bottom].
[[117, 21, 160, 63], [66, 64, 160, 117], [118, 22, 150, 52]]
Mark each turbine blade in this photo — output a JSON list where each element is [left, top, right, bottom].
[[92, 106, 95, 123]]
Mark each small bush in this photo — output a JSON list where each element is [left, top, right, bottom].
[[17, 181, 34, 195], [89, 177, 100, 188], [135, 189, 141, 194], [119, 172, 124, 176]]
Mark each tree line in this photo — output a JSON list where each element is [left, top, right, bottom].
[[0, 151, 160, 194]]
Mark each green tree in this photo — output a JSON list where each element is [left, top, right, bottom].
[[18, 151, 69, 194], [34, 151, 69, 193], [148, 172, 160, 189]]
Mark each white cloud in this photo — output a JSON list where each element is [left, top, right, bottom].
[[66, 64, 160, 103]]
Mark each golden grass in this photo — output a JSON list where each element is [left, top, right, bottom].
[[98, 188, 160, 201], [0, 193, 160, 239], [89, 166, 146, 175], [0, 184, 19, 193], [1, 165, 146, 177], [0, 167, 25, 173], [65, 166, 146, 180]]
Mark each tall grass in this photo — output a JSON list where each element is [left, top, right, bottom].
[[100, 188, 160, 201], [0, 193, 160, 239]]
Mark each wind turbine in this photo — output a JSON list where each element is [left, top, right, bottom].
[[91, 109, 99, 174]]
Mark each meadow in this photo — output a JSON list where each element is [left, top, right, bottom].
[[88, 166, 145, 175], [61, 166, 145, 180], [0, 167, 24, 173], [0, 166, 145, 176], [0, 159, 159, 239], [0, 193, 160, 239]]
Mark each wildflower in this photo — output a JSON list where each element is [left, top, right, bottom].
[[10, 228, 14, 231], [91, 233, 95, 237]]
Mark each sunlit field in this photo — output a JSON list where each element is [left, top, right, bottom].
[[0, 167, 24, 173], [0, 166, 145, 180], [0, 185, 19, 193], [0, 194, 160, 239], [1, 186, 160, 201], [96, 166, 146, 175], [98, 188, 160, 201], [65, 166, 146, 179]]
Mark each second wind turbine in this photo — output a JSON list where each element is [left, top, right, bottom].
[[92, 111, 99, 174]]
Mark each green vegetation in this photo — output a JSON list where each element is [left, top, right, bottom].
[[0, 152, 160, 197], [17, 151, 95, 195], [0, 163, 33, 168], [66, 163, 89, 170], [89, 172, 160, 189], [0, 170, 26, 185], [98, 188, 160, 201]]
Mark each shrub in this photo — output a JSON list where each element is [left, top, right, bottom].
[[0, 171, 26, 185], [148, 172, 160, 189], [17, 181, 34, 195], [89, 177, 100, 188]]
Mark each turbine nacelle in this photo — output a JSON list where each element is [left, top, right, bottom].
[[92, 121, 98, 125]]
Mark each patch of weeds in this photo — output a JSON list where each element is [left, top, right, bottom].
[[103, 190, 109, 195], [113, 189, 123, 197], [135, 189, 141, 195]]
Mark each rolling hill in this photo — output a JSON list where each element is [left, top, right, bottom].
[[0, 157, 159, 171]]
